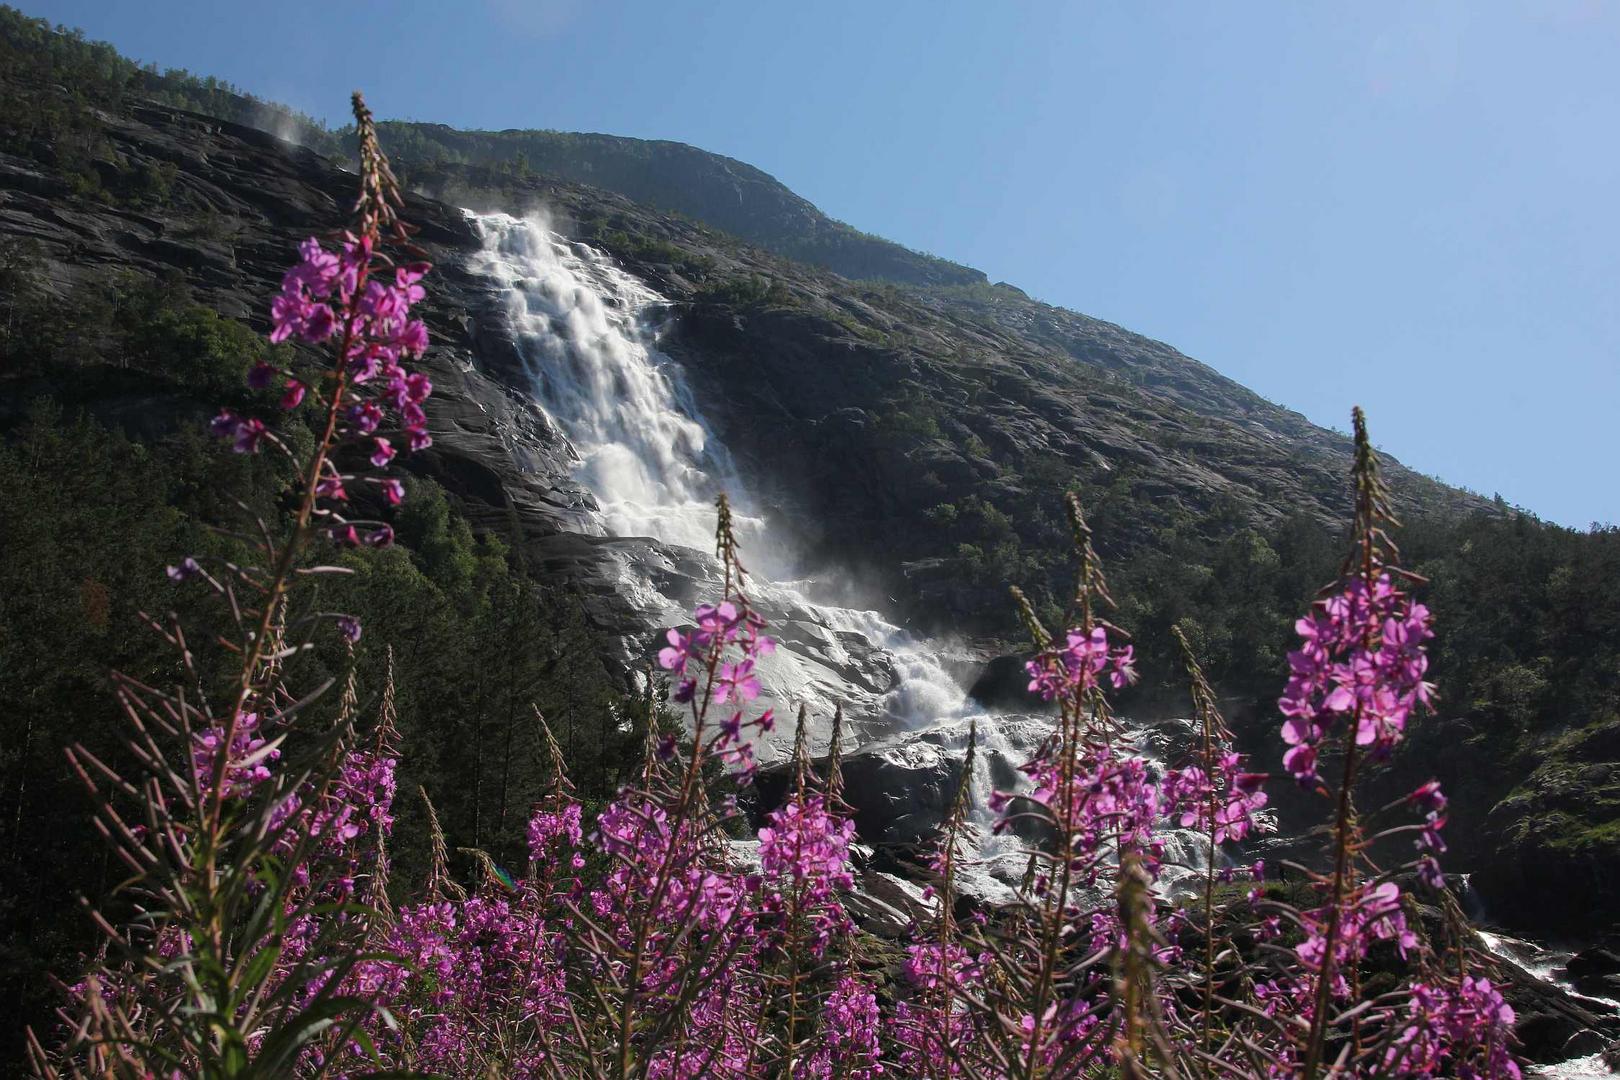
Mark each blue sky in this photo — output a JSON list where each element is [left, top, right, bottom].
[[25, 1, 1620, 527]]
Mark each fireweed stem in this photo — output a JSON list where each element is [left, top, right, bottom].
[[1302, 434, 1380, 1080]]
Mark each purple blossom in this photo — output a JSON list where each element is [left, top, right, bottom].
[[209, 409, 240, 438], [1278, 573, 1434, 782], [191, 711, 278, 800], [657, 626, 707, 675], [316, 474, 347, 502], [231, 417, 266, 454], [165, 557, 200, 582], [1024, 624, 1136, 700], [714, 658, 760, 704]]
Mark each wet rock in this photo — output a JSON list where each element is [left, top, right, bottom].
[[842, 860, 932, 940], [1557, 1027, 1611, 1059], [967, 654, 1048, 712], [1567, 947, 1620, 981], [1484, 950, 1620, 1064]]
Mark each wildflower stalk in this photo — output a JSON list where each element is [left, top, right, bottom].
[[612, 492, 760, 1078], [1173, 623, 1224, 1071], [27, 87, 441, 1079], [206, 92, 405, 855], [929, 720, 975, 1079], [782, 704, 813, 1077], [1301, 407, 1391, 1080]]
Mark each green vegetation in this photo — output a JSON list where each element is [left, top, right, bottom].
[[0, 257, 645, 1053], [0, 5, 343, 204], [694, 271, 796, 308], [591, 226, 717, 277]]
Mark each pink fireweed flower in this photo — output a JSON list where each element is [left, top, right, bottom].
[[804, 973, 885, 1080], [191, 711, 279, 799], [288, 235, 341, 296], [1296, 879, 1420, 994], [1025, 624, 1136, 701], [527, 802, 583, 868], [315, 474, 346, 502], [209, 409, 239, 438], [369, 437, 395, 468], [1407, 779, 1448, 813], [694, 601, 741, 642], [231, 417, 267, 454], [1388, 976, 1521, 1079], [1278, 573, 1434, 783], [756, 793, 856, 956], [714, 658, 761, 704], [263, 236, 435, 467], [270, 290, 337, 344], [348, 402, 383, 434], [1162, 751, 1269, 845], [1007, 746, 1160, 858], [166, 557, 200, 582], [757, 795, 855, 888], [657, 626, 709, 675], [1417, 854, 1445, 890]]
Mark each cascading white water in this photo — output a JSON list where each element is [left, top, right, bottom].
[[467, 210, 1213, 898], [468, 213, 745, 552]]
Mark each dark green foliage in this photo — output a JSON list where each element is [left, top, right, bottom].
[[694, 272, 795, 308], [0, 269, 641, 1059], [590, 226, 716, 279], [0, 6, 132, 198], [0, 3, 343, 203]]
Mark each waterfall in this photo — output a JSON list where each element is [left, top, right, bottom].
[[466, 211, 1212, 899], [466, 211, 971, 740], [467, 213, 745, 552]]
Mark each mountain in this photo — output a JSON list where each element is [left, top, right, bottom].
[[378, 122, 989, 287], [3, 8, 1619, 1051]]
